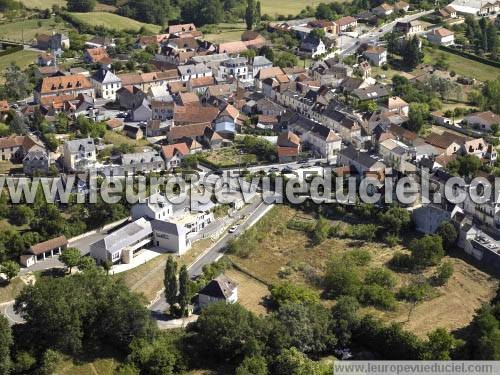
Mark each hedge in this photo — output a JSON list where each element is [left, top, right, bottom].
[[439, 45, 500, 69], [0, 45, 23, 58]]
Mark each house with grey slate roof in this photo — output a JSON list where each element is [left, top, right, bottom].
[[63, 138, 97, 172]]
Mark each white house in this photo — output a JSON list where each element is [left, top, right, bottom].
[[198, 275, 238, 308], [90, 68, 122, 100], [217, 57, 250, 81], [464, 111, 500, 132], [299, 35, 326, 58], [363, 46, 388, 66], [63, 138, 97, 172], [427, 28, 455, 46], [372, 3, 393, 17]]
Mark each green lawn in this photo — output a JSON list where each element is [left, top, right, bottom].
[[261, 0, 337, 17], [0, 278, 25, 303], [0, 50, 38, 79], [69, 12, 162, 33], [200, 147, 258, 168], [424, 47, 500, 82], [18, 0, 65, 9], [0, 17, 72, 43], [203, 23, 247, 44]]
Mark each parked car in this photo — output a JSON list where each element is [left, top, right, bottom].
[[228, 225, 238, 233]]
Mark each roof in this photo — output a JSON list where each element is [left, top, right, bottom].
[[189, 76, 216, 88], [425, 131, 465, 149], [352, 84, 390, 101], [39, 74, 93, 94], [29, 236, 67, 255], [161, 142, 190, 158], [179, 92, 200, 105], [96, 218, 152, 255], [106, 118, 124, 129], [199, 274, 237, 299], [86, 47, 109, 63], [258, 115, 279, 125], [466, 111, 500, 125], [364, 46, 386, 55], [336, 16, 357, 27], [277, 131, 300, 147], [168, 23, 197, 34], [169, 123, 210, 139], [91, 69, 121, 84], [394, 1, 409, 9], [430, 27, 454, 37], [339, 146, 385, 170], [218, 41, 248, 54], [65, 138, 95, 154], [174, 104, 219, 124], [168, 37, 199, 50], [388, 96, 408, 109], [255, 67, 284, 80]]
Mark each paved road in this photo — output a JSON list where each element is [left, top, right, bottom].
[[150, 199, 272, 325], [1, 301, 24, 325], [339, 10, 434, 56]]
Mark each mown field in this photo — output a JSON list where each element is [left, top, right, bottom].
[[0, 50, 38, 78], [228, 205, 498, 337], [68, 12, 162, 33], [202, 23, 247, 44], [0, 17, 72, 43], [424, 46, 500, 82], [261, 0, 336, 17], [18, 0, 65, 9]]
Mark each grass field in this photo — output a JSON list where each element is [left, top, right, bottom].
[[103, 130, 149, 149], [424, 47, 500, 82], [0, 17, 72, 43], [0, 278, 25, 303], [228, 205, 498, 337], [261, 0, 336, 17], [203, 23, 247, 44], [18, 0, 65, 9], [69, 12, 162, 33], [224, 269, 269, 315]]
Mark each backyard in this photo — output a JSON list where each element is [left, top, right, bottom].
[[227, 205, 498, 337], [202, 23, 247, 44], [0, 17, 72, 43], [199, 146, 259, 169]]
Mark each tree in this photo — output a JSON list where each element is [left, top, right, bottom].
[[402, 36, 423, 69], [15, 271, 155, 355], [409, 235, 444, 268], [67, 0, 96, 12], [324, 256, 361, 298], [1, 260, 20, 282], [407, 102, 429, 133], [189, 302, 268, 364], [423, 328, 460, 360], [0, 315, 12, 375], [378, 206, 411, 234], [274, 52, 298, 68], [177, 265, 189, 316], [236, 355, 268, 375], [164, 256, 178, 307], [59, 247, 82, 273], [3, 64, 30, 100], [437, 222, 457, 251], [9, 204, 34, 226], [275, 302, 336, 355], [245, 0, 255, 30], [78, 256, 96, 272], [330, 296, 360, 347], [9, 113, 29, 135], [269, 282, 320, 309], [312, 216, 329, 245], [128, 336, 178, 375], [273, 347, 319, 375], [448, 154, 481, 178], [309, 28, 325, 41], [316, 3, 334, 20], [433, 261, 454, 286], [102, 259, 113, 275]]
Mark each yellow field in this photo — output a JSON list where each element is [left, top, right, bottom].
[[18, 0, 65, 9], [69, 12, 162, 33]]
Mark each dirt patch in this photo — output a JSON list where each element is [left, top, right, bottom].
[[224, 269, 269, 316]]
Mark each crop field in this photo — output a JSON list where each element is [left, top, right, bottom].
[[0, 17, 72, 43], [69, 12, 162, 33], [261, 0, 337, 17]]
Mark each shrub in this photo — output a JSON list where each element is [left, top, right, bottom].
[[410, 235, 444, 268], [345, 249, 372, 267], [269, 282, 320, 309], [389, 252, 414, 270], [324, 257, 362, 298], [397, 281, 433, 302], [348, 224, 377, 241], [365, 267, 397, 288], [432, 261, 454, 286], [359, 284, 397, 311]]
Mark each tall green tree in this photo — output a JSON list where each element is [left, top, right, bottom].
[[402, 36, 423, 69], [1, 260, 20, 282], [178, 264, 189, 316], [3, 64, 30, 100], [67, 0, 96, 12], [245, 0, 255, 30], [164, 256, 178, 306], [0, 315, 12, 375], [59, 247, 81, 273]]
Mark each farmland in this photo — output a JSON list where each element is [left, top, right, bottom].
[[228, 205, 498, 337], [0, 50, 38, 76], [68, 12, 162, 33], [18, 0, 65, 9], [202, 23, 247, 44], [261, 0, 336, 17]]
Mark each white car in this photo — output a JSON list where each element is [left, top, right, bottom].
[[228, 225, 238, 233]]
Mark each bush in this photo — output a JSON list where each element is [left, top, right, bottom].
[[410, 235, 444, 268], [344, 249, 372, 267], [365, 267, 397, 288], [348, 224, 377, 241], [269, 282, 320, 309], [397, 280, 433, 302], [389, 252, 413, 270], [432, 261, 454, 286], [359, 284, 397, 311], [324, 256, 362, 298]]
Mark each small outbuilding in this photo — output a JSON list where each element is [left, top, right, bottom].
[[20, 235, 68, 267]]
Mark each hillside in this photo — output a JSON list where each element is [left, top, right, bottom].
[[68, 11, 163, 33]]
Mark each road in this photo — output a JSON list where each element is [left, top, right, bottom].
[[338, 10, 434, 56], [150, 199, 272, 326]]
